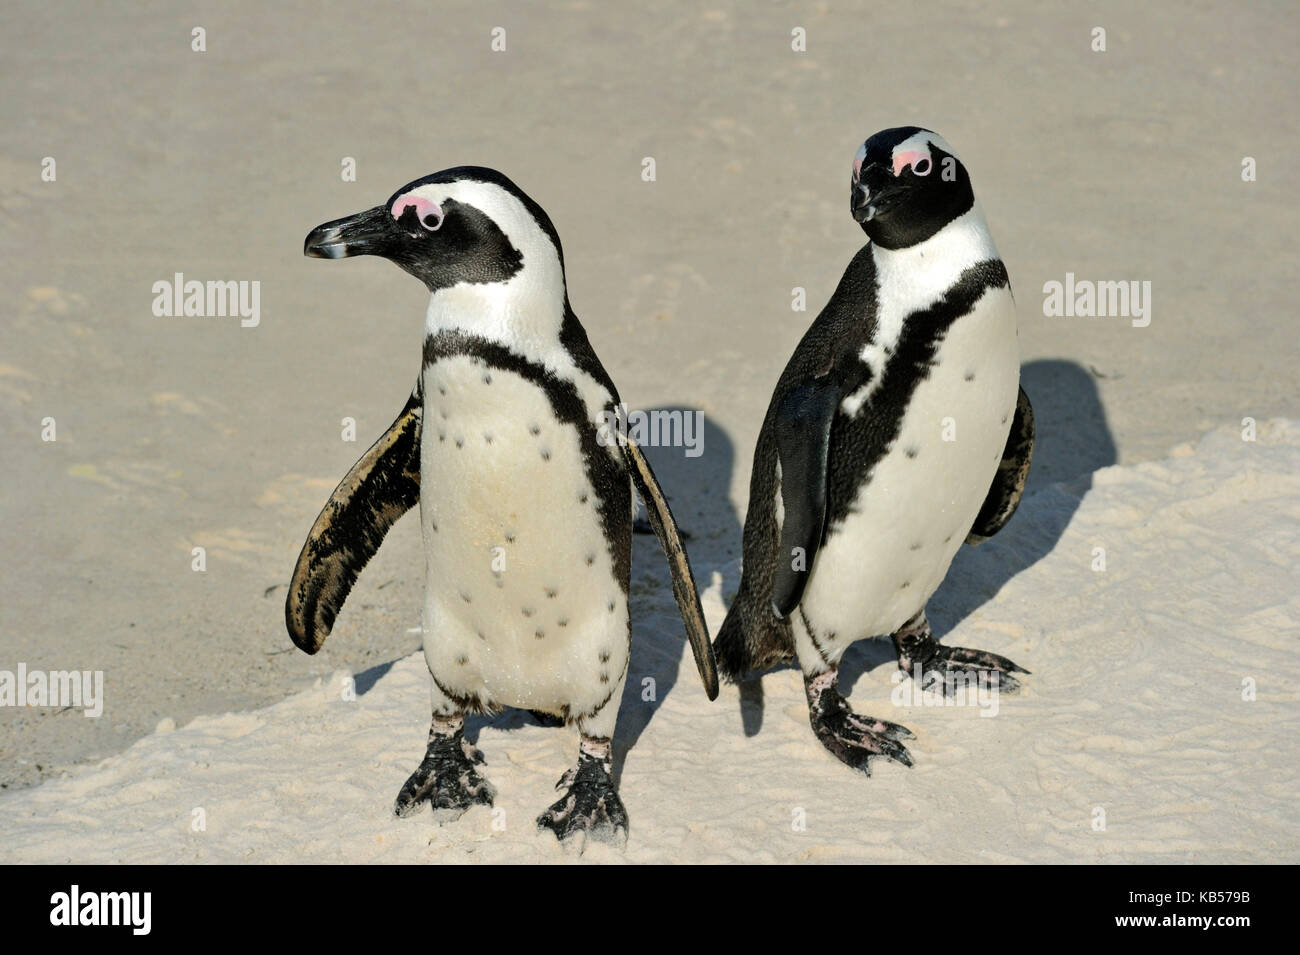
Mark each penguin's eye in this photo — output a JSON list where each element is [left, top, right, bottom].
[[912, 157, 931, 176], [389, 194, 444, 233]]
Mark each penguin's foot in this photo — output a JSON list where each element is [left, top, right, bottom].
[[804, 668, 913, 774], [893, 616, 1028, 696], [536, 736, 628, 849], [394, 716, 496, 822]]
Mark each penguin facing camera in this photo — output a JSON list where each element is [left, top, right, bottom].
[[714, 128, 1034, 774]]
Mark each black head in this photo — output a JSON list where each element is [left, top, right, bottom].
[[849, 127, 975, 250], [304, 167, 565, 293]]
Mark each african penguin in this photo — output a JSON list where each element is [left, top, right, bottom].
[[713, 127, 1035, 774], [286, 167, 718, 847]]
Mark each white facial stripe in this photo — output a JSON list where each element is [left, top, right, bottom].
[[390, 193, 443, 230], [413, 179, 565, 340], [889, 130, 960, 178], [892, 131, 954, 162], [406, 181, 557, 272], [415, 179, 616, 443], [852, 143, 868, 179]]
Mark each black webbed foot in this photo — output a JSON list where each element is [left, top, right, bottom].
[[394, 717, 495, 822], [893, 616, 1029, 696], [804, 669, 914, 775], [536, 737, 628, 848]]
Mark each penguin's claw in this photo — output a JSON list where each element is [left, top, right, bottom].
[[845, 712, 914, 742], [394, 731, 495, 821], [812, 710, 915, 774], [804, 672, 914, 775], [898, 638, 1028, 696], [553, 765, 579, 791], [536, 754, 628, 848], [463, 739, 487, 765]]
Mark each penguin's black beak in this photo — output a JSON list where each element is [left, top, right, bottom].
[[851, 164, 894, 225], [850, 185, 873, 224], [304, 206, 393, 259]]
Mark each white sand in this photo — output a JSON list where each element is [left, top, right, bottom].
[[3, 0, 1298, 793], [3, 420, 1295, 863]]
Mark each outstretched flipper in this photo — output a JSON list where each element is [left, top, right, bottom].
[[623, 439, 718, 700], [967, 385, 1035, 544], [770, 378, 842, 618], [286, 383, 423, 653]]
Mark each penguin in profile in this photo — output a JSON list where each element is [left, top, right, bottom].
[[286, 167, 717, 847], [714, 127, 1034, 773]]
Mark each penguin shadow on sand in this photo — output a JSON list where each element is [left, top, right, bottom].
[[836, 358, 1117, 693], [611, 407, 741, 780]]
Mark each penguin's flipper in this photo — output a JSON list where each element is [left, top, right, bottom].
[[286, 384, 423, 653], [623, 439, 719, 700], [967, 385, 1035, 544], [771, 379, 841, 619]]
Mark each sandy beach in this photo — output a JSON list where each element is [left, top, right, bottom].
[[1, 1, 1296, 863]]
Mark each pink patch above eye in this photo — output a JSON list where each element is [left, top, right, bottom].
[[390, 193, 442, 228], [892, 149, 929, 176], [853, 156, 864, 178]]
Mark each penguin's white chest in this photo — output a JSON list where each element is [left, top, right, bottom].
[[804, 285, 1019, 639], [417, 355, 629, 714]]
